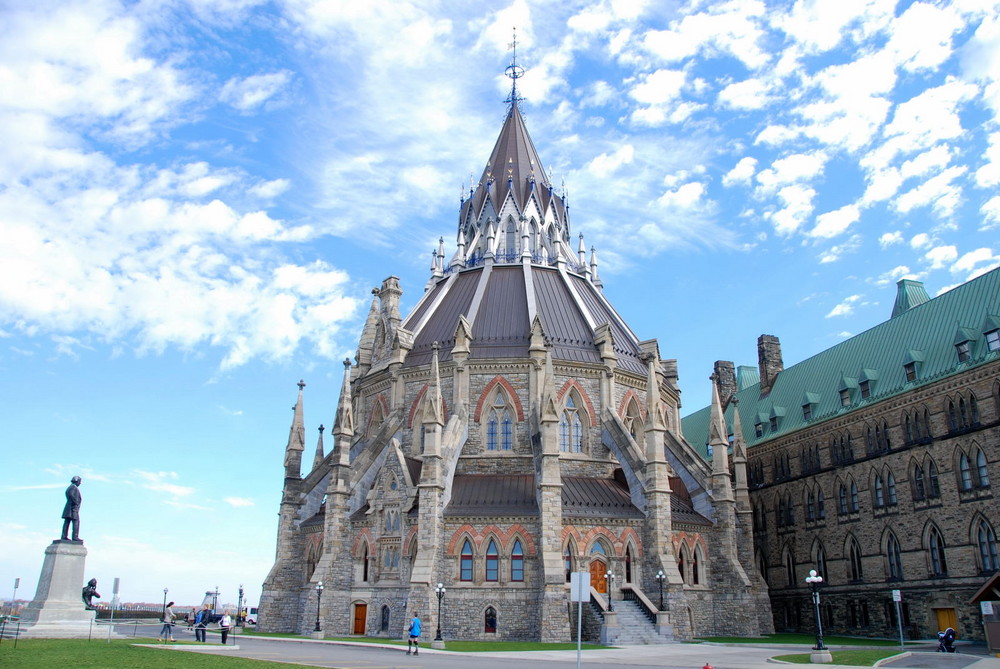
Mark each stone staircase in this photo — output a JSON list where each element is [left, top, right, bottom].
[[603, 599, 672, 645]]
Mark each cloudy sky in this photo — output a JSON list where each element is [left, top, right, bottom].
[[2, 0, 998, 609]]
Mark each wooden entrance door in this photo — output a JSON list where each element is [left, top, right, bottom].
[[934, 608, 957, 632], [591, 561, 607, 594], [353, 603, 367, 635]]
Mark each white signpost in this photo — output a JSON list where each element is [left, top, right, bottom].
[[892, 589, 904, 649], [570, 571, 590, 669]]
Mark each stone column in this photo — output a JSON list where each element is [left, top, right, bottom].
[[19, 541, 97, 638]]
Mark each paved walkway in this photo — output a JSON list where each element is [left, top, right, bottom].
[[141, 630, 1000, 669]]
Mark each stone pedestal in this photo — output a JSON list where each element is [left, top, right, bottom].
[[599, 610, 619, 645], [18, 540, 97, 638], [810, 648, 833, 663], [309, 630, 324, 639], [655, 610, 674, 639], [431, 638, 445, 649]]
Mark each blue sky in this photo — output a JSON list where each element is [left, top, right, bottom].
[[2, 0, 999, 609]]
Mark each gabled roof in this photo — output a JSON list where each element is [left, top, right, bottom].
[[682, 267, 1000, 452]]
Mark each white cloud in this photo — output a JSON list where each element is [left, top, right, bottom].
[[952, 247, 999, 277], [885, 2, 964, 72], [586, 145, 635, 178], [976, 132, 1000, 187], [249, 178, 291, 199], [132, 470, 195, 497], [756, 152, 827, 191], [982, 195, 1000, 229], [875, 265, 915, 285], [826, 294, 862, 318], [641, 0, 770, 69], [718, 78, 772, 110], [775, 0, 894, 54], [817, 234, 862, 263], [809, 203, 860, 238], [924, 244, 958, 269], [219, 71, 293, 111], [894, 165, 967, 215], [658, 182, 706, 208], [910, 232, 933, 249], [722, 157, 757, 186], [879, 231, 903, 248], [769, 184, 816, 235], [223, 497, 255, 508]]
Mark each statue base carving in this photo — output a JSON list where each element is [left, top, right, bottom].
[[18, 541, 98, 638]]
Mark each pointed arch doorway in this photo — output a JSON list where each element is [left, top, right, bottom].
[[591, 560, 607, 594]]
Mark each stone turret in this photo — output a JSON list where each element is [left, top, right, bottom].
[[757, 335, 783, 396], [283, 380, 306, 479]]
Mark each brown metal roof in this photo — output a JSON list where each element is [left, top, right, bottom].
[[671, 493, 712, 526], [404, 269, 481, 368], [444, 474, 538, 516], [533, 268, 603, 365], [470, 266, 530, 359], [561, 476, 644, 519], [569, 274, 645, 375]]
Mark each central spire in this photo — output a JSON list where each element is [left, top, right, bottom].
[[504, 28, 525, 112]]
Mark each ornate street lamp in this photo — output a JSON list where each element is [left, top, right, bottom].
[[237, 584, 244, 628], [314, 581, 324, 632], [434, 582, 446, 641], [604, 572, 615, 612], [655, 569, 665, 611], [805, 570, 826, 651], [212, 586, 219, 613], [161, 588, 168, 620]]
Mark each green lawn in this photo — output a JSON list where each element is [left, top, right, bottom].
[[774, 650, 904, 665], [697, 633, 909, 647], [0, 638, 291, 669], [240, 629, 608, 652]]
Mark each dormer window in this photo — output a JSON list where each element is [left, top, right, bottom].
[[903, 350, 924, 383], [954, 327, 977, 363], [859, 380, 871, 399], [904, 362, 917, 383], [769, 416, 778, 431], [988, 329, 1000, 352], [755, 422, 764, 438], [802, 403, 812, 420], [840, 389, 851, 407]]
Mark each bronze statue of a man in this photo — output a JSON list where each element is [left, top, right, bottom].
[[82, 578, 100, 610], [61, 476, 82, 542]]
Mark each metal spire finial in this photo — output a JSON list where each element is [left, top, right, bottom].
[[504, 27, 525, 110]]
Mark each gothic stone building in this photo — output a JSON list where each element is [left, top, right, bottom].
[[684, 268, 1000, 641], [258, 99, 772, 642]]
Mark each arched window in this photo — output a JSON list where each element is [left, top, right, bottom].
[[783, 548, 795, 587], [806, 491, 816, 521], [886, 533, 903, 581], [785, 494, 795, 525], [486, 389, 513, 451], [838, 484, 848, 515], [817, 489, 826, 519], [564, 545, 574, 582], [692, 546, 703, 585], [978, 520, 999, 573], [959, 453, 973, 490], [460, 539, 474, 581], [511, 539, 524, 582], [850, 481, 859, 512], [559, 394, 585, 453], [874, 476, 884, 507], [912, 465, 925, 500], [928, 527, 947, 577], [948, 400, 958, 432], [625, 546, 634, 583], [362, 544, 370, 582], [971, 395, 981, 425], [485, 539, 499, 582], [959, 398, 969, 428], [757, 552, 769, 585], [624, 399, 643, 441], [777, 497, 787, 527], [678, 547, 687, 583], [848, 538, 864, 582], [887, 472, 897, 505], [591, 541, 606, 556], [975, 448, 990, 487], [484, 606, 497, 633], [928, 460, 941, 497], [815, 544, 828, 581]]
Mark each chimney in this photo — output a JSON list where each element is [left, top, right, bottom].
[[757, 334, 783, 395], [713, 360, 737, 409]]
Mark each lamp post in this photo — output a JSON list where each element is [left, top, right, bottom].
[[655, 569, 665, 611], [237, 584, 244, 628], [434, 582, 446, 641], [604, 572, 615, 612], [805, 570, 826, 651], [212, 586, 219, 614], [161, 588, 168, 620], [314, 581, 323, 632]]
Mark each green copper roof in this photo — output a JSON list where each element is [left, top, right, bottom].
[[891, 278, 931, 318], [682, 267, 1000, 454]]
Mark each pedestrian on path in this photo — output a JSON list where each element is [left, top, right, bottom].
[[159, 601, 176, 642], [407, 612, 421, 656], [220, 610, 233, 645], [195, 604, 211, 642]]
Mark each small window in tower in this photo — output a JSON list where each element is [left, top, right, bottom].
[[755, 422, 764, 438], [956, 340, 971, 362], [903, 362, 917, 383], [802, 403, 812, 421], [859, 380, 871, 399], [769, 416, 778, 431]]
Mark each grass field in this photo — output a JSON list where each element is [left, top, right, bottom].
[[0, 638, 289, 669], [774, 649, 904, 665], [696, 633, 911, 647]]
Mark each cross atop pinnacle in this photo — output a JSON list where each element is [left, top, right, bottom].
[[504, 27, 525, 111]]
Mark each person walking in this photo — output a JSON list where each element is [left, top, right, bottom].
[[406, 612, 421, 655], [159, 601, 176, 642], [220, 609, 233, 644], [195, 604, 211, 642]]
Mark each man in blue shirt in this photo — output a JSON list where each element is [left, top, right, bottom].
[[407, 612, 421, 655]]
